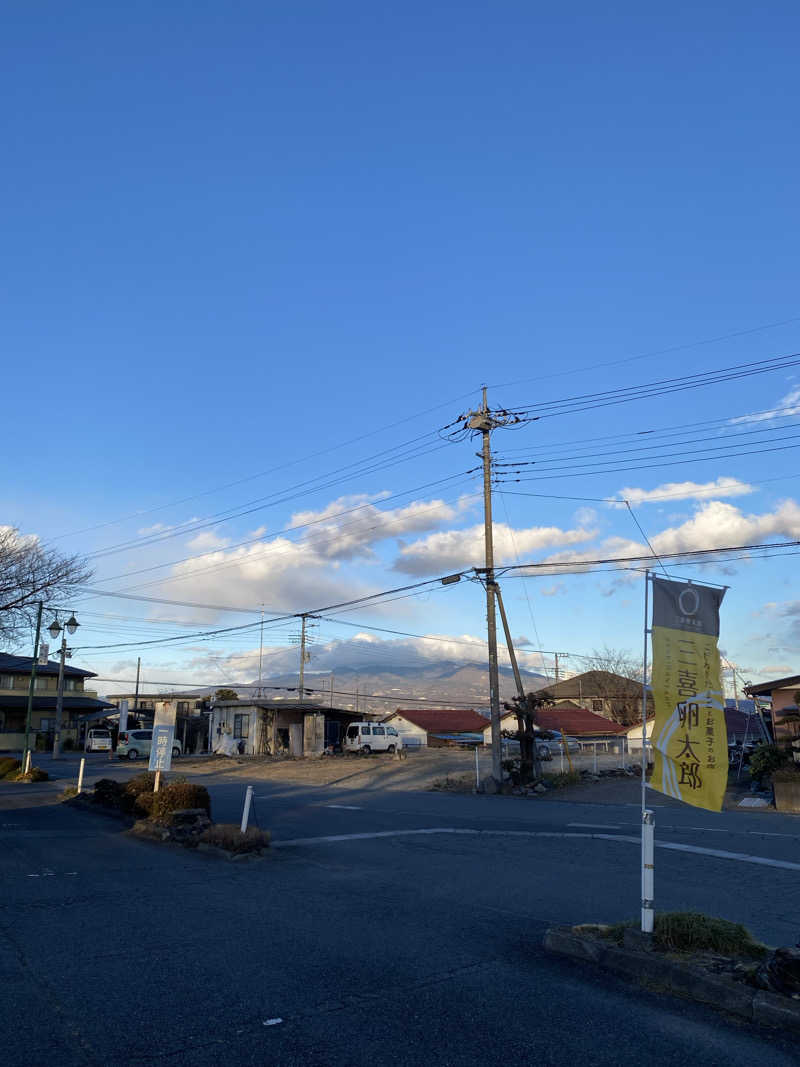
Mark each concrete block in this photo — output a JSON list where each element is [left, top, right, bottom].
[[753, 990, 800, 1032]]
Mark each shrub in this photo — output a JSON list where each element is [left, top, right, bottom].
[[14, 766, 49, 782], [199, 823, 270, 853], [62, 737, 74, 751], [60, 786, 79, 800], [93, 778, 128, 808], [605, 912, 768, 959], [0, 757, 22, 780], [543, 771, 582, 789], [124, 772, 157, 797], [134, 791, 157, 816], [150, 782, 211, 819], [749, 744, 790, 784]]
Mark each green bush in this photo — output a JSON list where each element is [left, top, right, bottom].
[[605, 912, 768, 959], [150, 782, 211, 819], [749, 743, 790, 784], [62, 737, 75, 751]]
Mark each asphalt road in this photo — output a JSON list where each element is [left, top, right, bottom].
[[2, 755, 800, 1065]]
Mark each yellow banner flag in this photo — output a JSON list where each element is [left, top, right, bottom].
[[649, 578, 728, 812]]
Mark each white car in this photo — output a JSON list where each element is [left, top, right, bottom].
[[344, 722, 403, 754], [85, 728, 113, 753]]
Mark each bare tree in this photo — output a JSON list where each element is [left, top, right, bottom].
[[0, 526, 92, 647], [584, 645, 645, 683], [505, 689, 555, 784]]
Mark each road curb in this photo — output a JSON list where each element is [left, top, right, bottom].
[[543, 927, 800, 1032]]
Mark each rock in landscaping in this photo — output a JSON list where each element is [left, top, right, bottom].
[[756, 947, 800, 996], [534, 783, 547, 794]]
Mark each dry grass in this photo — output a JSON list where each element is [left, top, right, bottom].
[[199, 823, 271, 853], [430, 773, 475, 793], [0, 757, 22, 780], [13, 766, 49, 783]]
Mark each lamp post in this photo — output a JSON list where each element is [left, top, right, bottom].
[[48, 613, 79, 760]]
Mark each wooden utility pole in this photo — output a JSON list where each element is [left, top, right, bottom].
[[466, 387, 519, 785], [23, 601, 44, 762]]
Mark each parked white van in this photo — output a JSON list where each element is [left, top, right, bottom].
[[85, 728, 113, 753], [344, 722, 403, 754]]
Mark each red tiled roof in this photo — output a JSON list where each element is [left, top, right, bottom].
[[389, 709, 487, 734], [535, 706, 627, 736]]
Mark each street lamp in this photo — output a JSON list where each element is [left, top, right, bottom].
[[49, 612, 79, 759]]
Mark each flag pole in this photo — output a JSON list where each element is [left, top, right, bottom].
[[641, 569, 654, 934]]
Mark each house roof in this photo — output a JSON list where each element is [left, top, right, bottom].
[[388, 709, 486, 734], [535, 670, 651, 701], [745, 675, 800, 696], [0, 652, 95, 679], [0, 695, 114, 712], [535, 705, 627, 736]]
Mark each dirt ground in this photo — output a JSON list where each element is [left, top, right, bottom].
[[176, 746, 637, 793]]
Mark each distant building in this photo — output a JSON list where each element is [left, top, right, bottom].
[[0, 653, 114, 749], [210, 697, 360, 756], [484, 702, 627, 745], [535, 670, 653, 726], [382, 708, 487, 747]]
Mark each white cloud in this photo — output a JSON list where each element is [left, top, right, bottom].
[[730, 385, 800, 424], [184, 629, 549, 682], [393, 521, 597, 575], [650, 499, 800, 556], [288, 494, 463, 562], [540, 583, 566, 597], [620, 478, 755, 505], [186, 531, 232, 552], [146, 492, 465, 620]]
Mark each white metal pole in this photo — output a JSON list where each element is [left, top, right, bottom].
[[241, 785, 253, 833], [154, 769, 161, 793], [593, 742, 598, 774], [641, 569, 653, 933], [24, 750, 32, 774], [560, 748, 564, 773], [77, 757, 85, 794], [641, 809, 655, 933], [475, 745, 480, 790]]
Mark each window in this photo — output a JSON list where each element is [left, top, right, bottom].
[[387, 728, 398, 736], [234, 713, 250, 739], [34, 677, 50, 690], [346, 726, 358, 739], [361, 726, 371, 735], [591, 700, 603, 714], [177, 702, 189, 714], [0, 675, 14, 689], [373, 726, 385, 735], [40, 718, 52, 731], [64, 678, 78, 691]]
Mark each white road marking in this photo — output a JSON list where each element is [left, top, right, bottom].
[[325, 804, 362, 810], [263, 1018, 283, 1026], [272, 827, 800, 872], [568, 823, 621, 830]]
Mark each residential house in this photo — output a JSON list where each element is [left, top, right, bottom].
[[535, 670, 653, 725], [0, 653, 114, 751], [210, 697, 360, 757], [745, 675, 800, 742], [483, 702, 627, 746], [106, 690, 211, 753], [382, 708, 488, 747]]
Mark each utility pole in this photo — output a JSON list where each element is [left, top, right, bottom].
[[466, 387, 519, 785], [23, 601, 44, 762], [258, 607, 264, 698], [554, 652, 569, 683], [133, 657, 141, 720], [330, 671, 334, 708]]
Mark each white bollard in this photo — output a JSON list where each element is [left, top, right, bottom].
[[560, 748, 564, 773], [474, 746, 480, 791], [77, 757, 85, 795], [641, 809, 655, 933], [240, 785, 254, 833], [24, 750, 32, 774], [593, 743, 598, 774]]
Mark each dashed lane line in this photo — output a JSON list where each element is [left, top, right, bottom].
[[271, 827, 800, 872]]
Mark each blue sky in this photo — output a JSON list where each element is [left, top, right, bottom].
[[4, 3, 800, 697]]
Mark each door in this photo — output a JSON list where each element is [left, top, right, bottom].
[[289, 723, 303, 756]]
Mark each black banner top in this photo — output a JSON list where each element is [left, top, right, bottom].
[[652, 577, 725, 638]]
